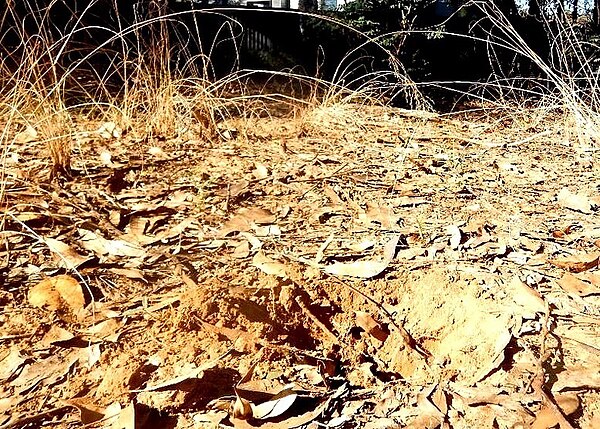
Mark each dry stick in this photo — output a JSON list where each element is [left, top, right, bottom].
[[505, 130, 554, 147], [294, 296, 338, 344], [326, 274, 431, 361], [297, 162, 349, 200], [0, 333, 31, 341]]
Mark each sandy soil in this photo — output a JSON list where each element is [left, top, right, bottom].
[[2, 103, 600, 428]]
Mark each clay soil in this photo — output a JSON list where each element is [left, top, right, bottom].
[[2, 102, 600, 428]]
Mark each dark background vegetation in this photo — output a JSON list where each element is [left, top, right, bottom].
[[2, 0, 600, 106]]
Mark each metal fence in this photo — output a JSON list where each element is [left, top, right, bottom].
[[243, 27, 273, 52]]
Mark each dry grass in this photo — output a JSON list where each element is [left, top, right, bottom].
[[1, 1, 599, 198], [423, 1, 600, 143]]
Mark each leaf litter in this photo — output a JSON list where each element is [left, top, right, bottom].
[[2, 103, 600, 428]]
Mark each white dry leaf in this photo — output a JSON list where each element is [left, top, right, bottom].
[[447, 224, 463, 249], [252, 251, 287, 278], [347, 239, 376, 252], [103, 240, 145, 258], [557, 188, 594, 214], [238, 232, 262, 251], [148, 146, 166, 158], [325, 260, 389, 279], [79, 229, 145, 258], [253, 225, 281, 237], [15, 125, 38, 143], [251, 388, 298, 420], [147, 146, 172, 161], [506, 276, 546, 317], [7, 152, 20, 165], [97, 121, 122, 139], [85, 344, 102, 368], [253, 163, 270, 180], [0, 396, 19, 415], [110, 401, 135, 429], [44, 237, 91, 269], [325, 234, 400, 279], [397, 247, 427, 260], [315, 233, 335, 264], [100, 151, 113, 166], [0, 347, 26, 381], [497, 161, 518, 172]]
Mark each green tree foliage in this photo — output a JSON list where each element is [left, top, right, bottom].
[[338, 0, 436, 55]]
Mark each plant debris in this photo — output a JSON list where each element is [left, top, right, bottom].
[[2, 103, 600, 428]]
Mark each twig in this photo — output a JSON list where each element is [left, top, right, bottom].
[[0, 333, 31, 341], [505, 130, 553, 147], [295, 296, 338, 344], [327, 274, 431, 361]]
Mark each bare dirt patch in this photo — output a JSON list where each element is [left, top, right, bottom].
[[2, 103, 600, 428]]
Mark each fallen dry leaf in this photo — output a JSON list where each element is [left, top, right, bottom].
[[325, 234, 400, 279], [97, 121, 122, 139], [251, 388, 298, 420], [447, 224, 463, 249], [79, 229, 145, 258], [355, 311, 388, 342], [100, 150, 113, 166], [405, 384, 445, 429], [557, 188, 595, 214], [325, 260, 389, 278], [111, 401, 135, 429], [531, 393, 580, 429], [556, 272, 600, 296], [10, 351, 81, 395], [43, 237, 91, 268], [553, 368, 600, 391], [40, 325, 75, 347], [252, 251, 287, 278], [108, 267, 147, 282], [359, 202, 401, 230], [220, 207, 277, 237], [28, 275, 85, 314], [0, 347, 26, 381], [232, 395, 253, 420], [474, 324, 513, 382], [15, 125, 38, 143], [86, 318, 123, 342], [231, 399, 330, 429], [549, 252, 600, 273], [233, 240, 251, 259], [131, 352, 225, 393], [506, 276, 546, 316], [63, 397, 107, 424], [253, 163, 270, 179]]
